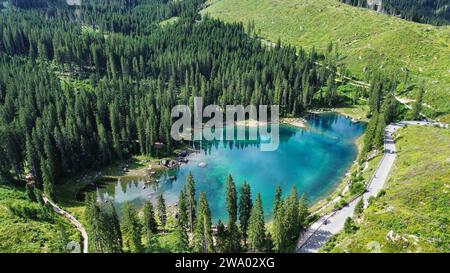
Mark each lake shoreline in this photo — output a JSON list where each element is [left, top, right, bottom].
[[59, 110, 367, 222]]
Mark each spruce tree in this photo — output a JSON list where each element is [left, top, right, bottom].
[[412, 84, 424, 120], [225, 175, 240, 252], [284, 186, 300, 243], [273, 186, 282, 214], [239, 181, 252, 243], [157, 194, 167, 230], [247, 193, 265, 252], [142, 201, 158, 244], [175, 219, 190, 252], [226, 174, 238, 223], [193, 192, 214, 253], [273, 200, 288, 252], [121, 202, 143, 253], [105, 202, 123, 253], [40, 157, 55, 201], [175, 192, 190, 252], [184, 172, 196, 233], [215, 220, 228, 253], [298, 193, 309, 229], [177, 190, 188, 231]]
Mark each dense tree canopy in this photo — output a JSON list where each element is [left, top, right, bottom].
[[0, 0, 339, 190]]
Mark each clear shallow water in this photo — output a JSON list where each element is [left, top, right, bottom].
[[96, 113, 365, 221]]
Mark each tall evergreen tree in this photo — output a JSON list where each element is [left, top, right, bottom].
[[248, 193, 265, 252], [105, 202, 123, 253], [121, 202, 143, 253], [284, 186, 300, 244], [412, 84, 425, 120], [225, 174, 241, 252], [157, 194, 167, 229], [215, 220, 228, 253], [184, 172, 196, 233], [273, 186, 282, 214], [226, 174, 238, 223], [298, 193, 309, 229], [142, 201, 158, 245], [273, 200, 288, 252], [40, 157, 55, 201], [175, 191, 189, 252], [192, 192, 214, 253], [239, 181, 252, 244]]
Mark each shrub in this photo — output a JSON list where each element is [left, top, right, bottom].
[[354, 198, 365, 215], [344, 217, 359, 234], [334, 199, 348, 210], [350, 181, 365, 195], [7, 200, 52, 221], [25, 184, 36, 202], [377, 189, 386, 198]]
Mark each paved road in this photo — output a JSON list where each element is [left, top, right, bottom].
[[43, 195, 89, 253], [296, 120, 448, 252], [296, 122, 404, 253]]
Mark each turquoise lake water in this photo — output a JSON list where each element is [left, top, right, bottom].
[[96, 113, 365, 221]]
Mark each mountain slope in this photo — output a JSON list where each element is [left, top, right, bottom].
[[202, 0, 450, 119], [322, 125, 450, 253], [0, 184, 78, 253]]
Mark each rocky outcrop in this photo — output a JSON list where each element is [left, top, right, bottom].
[[367, 0, 384, 12]]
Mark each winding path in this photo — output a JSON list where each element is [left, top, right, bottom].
[[296, 121, 447, 253], [42, 195, 88, 253]]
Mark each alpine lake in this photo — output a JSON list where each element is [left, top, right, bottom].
[[88, 113, 366, 221]]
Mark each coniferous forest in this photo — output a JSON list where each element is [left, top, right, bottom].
[[0, 0, 406, 253], [0, 0, 341, 191]]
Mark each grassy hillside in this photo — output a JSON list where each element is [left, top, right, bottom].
[[322, 126, 450, 253], [202, 0, 450, 119], [0, 184, 78, 253]]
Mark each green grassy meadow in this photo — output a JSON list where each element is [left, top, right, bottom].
[[0, 184, 79, 253], [322, 125, 450, 253], [203, 0, 450, 118]]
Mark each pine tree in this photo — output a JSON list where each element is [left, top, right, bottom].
[[298, 193, 309, 229], [142, 201, 158, 245], [226, 174, 238, 223], [273, 200, 288, 252], [25, 134, 40, 181], [85, 194, 113, 253], [325, 74, 336, 106], [175, 192, 190, 252], [412, 84, 424, 120], [273, 186, 282, 214], [215, 220, 228, 253], [177, 190, 188, 230], [157, 194, 167, 230], [226, 222, 241, 253], [239, 181, 252, 243], [108, 202, 123, 253], [362, 111, 379, 156], [284, 186, 300, 243], [184, 172, 196, 233], [40, 157, 55, 201], [374, 113, 386, 149], [192, 192, 214, 253], [225, 175, 241, 252], [247, 193, 265, 252], [382, 93, 398, 124], [121, 202, 143, 253]]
